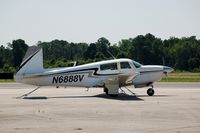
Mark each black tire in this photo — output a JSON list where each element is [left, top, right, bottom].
[[104, 87, 108, 95], [147, 88, 154, 96], [109, 94, 119, 97]]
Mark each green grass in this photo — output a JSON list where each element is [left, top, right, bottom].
[[0, 79, 15, 83], [160, 72, 200, 82]]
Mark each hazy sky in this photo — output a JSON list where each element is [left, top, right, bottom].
[[0, 0, 200, 46]]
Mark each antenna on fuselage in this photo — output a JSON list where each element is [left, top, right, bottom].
[[106, 49, 116, 59], [73, 61, 77, 67]]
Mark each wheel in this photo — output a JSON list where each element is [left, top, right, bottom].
[[147, 88, 154, 96], [104, 87, 108, 95]]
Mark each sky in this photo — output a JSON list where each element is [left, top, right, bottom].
[[0, 0, 200, 46]]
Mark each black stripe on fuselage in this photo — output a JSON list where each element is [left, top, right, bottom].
[[139, 70, 163, 74], [19, 49, 40, 70], [46, 68, 120, 77], [24, 68, 120, 78]]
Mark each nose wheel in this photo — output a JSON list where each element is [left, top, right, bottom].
[[147, 87, 154, 96]]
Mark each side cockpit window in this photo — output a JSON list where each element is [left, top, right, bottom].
[[100, 63, 117, 71], [132, 61, 142, 68], [120, 62, 131, 69]]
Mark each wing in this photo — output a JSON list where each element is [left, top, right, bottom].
[[118, 71, 139, 86], [98, 71, 139, 87]]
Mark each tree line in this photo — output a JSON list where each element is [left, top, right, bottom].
[[0, 33, 200, 73]]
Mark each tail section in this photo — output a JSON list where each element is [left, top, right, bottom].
[[15, 46, 44, 77]]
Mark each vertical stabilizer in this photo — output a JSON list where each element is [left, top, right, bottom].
[[16, 46, 44, 76]]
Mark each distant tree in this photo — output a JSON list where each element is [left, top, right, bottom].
[[97, 37, 110, 47], [10, 39, 28, 67], [173, 36, 200, 71], [129, 34, 152, 64], [0, 45, 13, 68], [118, 39, 132, 58], [38, 40, 88, 62], [2, 64, 16, 73], [0, 46, 5, 68], [0, 34, 200, 72], [130, 33, 164, 65], [117, 51, 127, 58], [108, 44, 120, 58], [0, 56, 3, 68], [96, 37, 110, 58], [84, 43, 97, 59], [188, 58, 200, 71], [163, 37, 180, 67]]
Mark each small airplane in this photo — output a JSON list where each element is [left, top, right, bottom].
[[15, 46, 173, 97]]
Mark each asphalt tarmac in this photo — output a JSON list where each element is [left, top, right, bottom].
[[0, 82, 200, 133]]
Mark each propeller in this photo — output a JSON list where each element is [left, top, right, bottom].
[[163, 71, 168, 82]]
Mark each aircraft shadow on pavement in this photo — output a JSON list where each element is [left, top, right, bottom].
[[23, 96, 48, 100], [93, 93, 143, 101], [22, 93, 144, 101], [136, 94, 169, 97], [21, 93, 169, 101]]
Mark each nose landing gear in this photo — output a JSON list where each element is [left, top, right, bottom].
[[147, 86, 155, 96]]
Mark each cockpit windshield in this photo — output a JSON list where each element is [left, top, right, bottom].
[[132, 60, 142, 68]]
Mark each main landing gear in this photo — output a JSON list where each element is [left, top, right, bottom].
[[104, 85, 155, 97], [103, 87, 118, 97], [147, 86, 155, 96], [103, 87, 108, 95]]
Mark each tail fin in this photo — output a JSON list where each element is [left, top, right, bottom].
[[16, 46, 44, 76]]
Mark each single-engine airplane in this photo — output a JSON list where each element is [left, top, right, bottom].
[[15, 46, 173, 97]]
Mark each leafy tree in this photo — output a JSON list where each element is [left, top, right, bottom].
[[84, 43, 97, 59], [108, 44, 120, 58], [118, 39, 132, 58], [10, 39, 28, 67], [129, 33, 163, 65], [0, 46, 5, 68], [163, 37, 179, 67], [96, 37, 110, 58], [1, 35, 200, 72]]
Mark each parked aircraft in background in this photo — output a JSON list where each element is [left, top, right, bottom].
[[15, 46, 173, 97]]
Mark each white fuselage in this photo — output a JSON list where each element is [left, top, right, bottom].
[[133, 65, 166, 87], [14, 47, 174, 96], [16, 61, 173, 88], [15, 59, 138, 87]]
